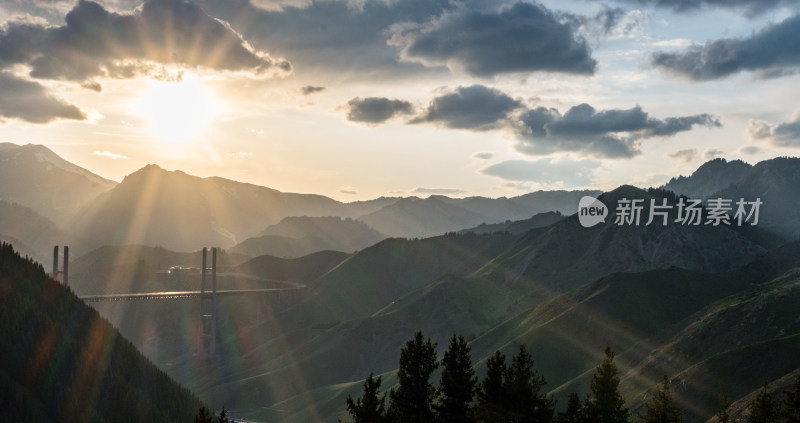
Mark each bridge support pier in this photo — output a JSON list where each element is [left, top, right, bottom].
[[52, 245, 69, 286], [200, 247, 218, 358]]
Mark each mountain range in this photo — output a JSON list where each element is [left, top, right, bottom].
[[70, 184, 799, 423], [6, 143, 798, 261], [229, 216, 387, 258], [0, 143, 600, 255], [3, 143, 800, 422], [0, 143, 115, 225]]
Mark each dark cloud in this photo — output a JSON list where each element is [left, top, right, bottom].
[[410, 85, 523, 130], [473, 152, 494, 160], [747, 114, 800, 146], [651, 13, 800, 81], [0, 0, 290, 83], [81, 80, 102, 92], [515, 103, 720, 158], [345, 97, 413, 125], [647, 115, 722, 136], [0, 72, 86, 123], [300, 85, 325, 95], [668, 148, 697, 163], [195, 0, 453, 77], [604, 0, 797, 16], [481, 157, 600, 186], [739, 145, 760, 154], [390, 2, 596, 77]]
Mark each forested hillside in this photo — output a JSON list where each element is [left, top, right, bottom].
[[0, 243, 203, 422]]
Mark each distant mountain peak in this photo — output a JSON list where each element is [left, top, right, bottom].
[[599, 184, 651, 203], [0, 143, 116, 226], [4, 142, 115, 187], [141, 163, 165, 171], [122, 164, 191, 184], [662, 157, 753, 198]]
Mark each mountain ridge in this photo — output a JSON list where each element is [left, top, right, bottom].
[[0, 143, 116, 225]]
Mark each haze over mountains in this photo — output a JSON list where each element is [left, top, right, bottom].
[[73, 186, 799, 423], [3, 142, 800, 422], [5, 142, 799, 259], [0, 143, 115, 225], [0, 143, 599, 255]]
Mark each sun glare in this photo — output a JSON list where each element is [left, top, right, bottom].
[[132, 75, 221, 144]]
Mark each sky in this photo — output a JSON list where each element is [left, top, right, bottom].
[[0, 0, 799, 201]]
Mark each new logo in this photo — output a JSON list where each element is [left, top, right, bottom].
[[578, 196, 608, 228]]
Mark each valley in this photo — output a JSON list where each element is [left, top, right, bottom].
[[2, 143, 800, 422]]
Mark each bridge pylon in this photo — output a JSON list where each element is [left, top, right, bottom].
[[52, 245, 69, 286], [200, 247, 218, 358]]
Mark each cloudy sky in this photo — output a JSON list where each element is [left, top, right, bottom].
[[1, 0, 799, 200]]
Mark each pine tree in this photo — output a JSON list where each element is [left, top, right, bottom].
[[217, 406, 232, 423], [746, 384, 777, 423], [504, 345, 554, 423], [783, 376, 800, 423], [195, 406, 213, 423], [714, 394, 730, 423], [584, 347, 629, 423], [641, 376, 684, 423], [436, 334, 477, 423], [476, 350, 508, 422], [388, 332, 438, 422], [555, 393, 586, 423], [346, 372, 387, 423]]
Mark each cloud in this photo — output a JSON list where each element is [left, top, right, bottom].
[[739, 145, 760, 154], [412, 187, 467, 196], [514, 103, 720, 158], [668, 148, 697, 162], [601, 0, 795, 16], [80, 80, 102, 91], [651, 13, 800, 81], [338, 186, 358, 195], [389, 2, 596, 77], [703, 148, 725, 160], [345, 97, 413, 125], [651, 38, 694, 47], [93, 150, 128, 159], [411, 85, 523, 130], [300, 85, 325, 95], [250, 0, 312, 11], [473, 152, 494, 160], [481, 157, 600, 186], [0, 0, 291, 84], [195, 0, 454, 77], [0, 72, 86, 123], [580, 7, 649, 40], [747, 112, 800, 146]]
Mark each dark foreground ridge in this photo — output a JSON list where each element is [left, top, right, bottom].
[[0, 243, 203, 423]]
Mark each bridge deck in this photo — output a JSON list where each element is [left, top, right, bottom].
[[79, 287, 303, 302]]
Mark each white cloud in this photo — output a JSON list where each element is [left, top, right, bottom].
[[651, 38, 694, 47], [93, 150, 128, 159]]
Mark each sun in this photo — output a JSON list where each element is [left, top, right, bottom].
[[132, 75, 221, 144]]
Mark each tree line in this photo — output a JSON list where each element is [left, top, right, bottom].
[[342, 331, 800, 423], [0, 243, 204, 422]]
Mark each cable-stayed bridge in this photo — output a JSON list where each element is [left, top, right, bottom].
[[54, 246, 304, 358]]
